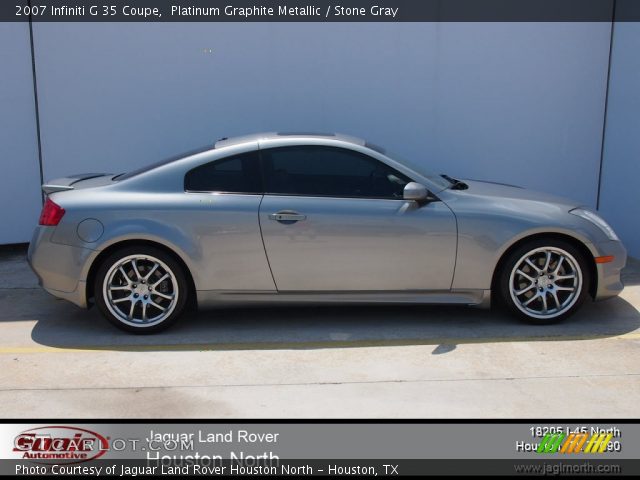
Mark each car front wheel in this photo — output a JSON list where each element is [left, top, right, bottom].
[[499, 239, 591, 323], [94, 246, 188, 333]]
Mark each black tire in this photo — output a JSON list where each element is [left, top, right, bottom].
[[498, 238, 591, 324], [94, 246, 188, 333]]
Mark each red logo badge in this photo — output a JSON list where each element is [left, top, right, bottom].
[[13, 426, 108, 463]]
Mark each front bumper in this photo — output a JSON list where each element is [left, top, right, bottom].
[[28, 227, 95, 308], [592, 239, 627, 301]]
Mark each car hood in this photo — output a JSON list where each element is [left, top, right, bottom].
[[460, 179, 581, 210]]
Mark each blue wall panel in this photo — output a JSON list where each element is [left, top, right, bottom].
[[599, 21, 640, 257], [0, 23, 42, 243]]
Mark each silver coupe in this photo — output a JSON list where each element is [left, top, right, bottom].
[[28, 133, 626, 333]]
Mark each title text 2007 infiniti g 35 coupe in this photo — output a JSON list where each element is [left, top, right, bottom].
[[28, 133, 626, 333]]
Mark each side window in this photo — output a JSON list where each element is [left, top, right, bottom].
[[261, 146, 410, 198], [184, 151, 262, 193]]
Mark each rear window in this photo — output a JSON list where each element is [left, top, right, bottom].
[[184, 151, 262, 194], [115, 145, 214, 181]]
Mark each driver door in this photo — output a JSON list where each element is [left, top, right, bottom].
[[258, 145, 457, 292]]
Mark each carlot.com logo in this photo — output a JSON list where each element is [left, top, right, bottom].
[[537, 432, 614, 454], [13, 426, 109, 463]]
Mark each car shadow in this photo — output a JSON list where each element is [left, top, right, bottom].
[[28, 292, 640, 353]]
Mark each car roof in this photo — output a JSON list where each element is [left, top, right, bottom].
[[214, 132, 366, 149]]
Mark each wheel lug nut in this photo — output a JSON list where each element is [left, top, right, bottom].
[[133, 284, 137, 288], [143, 295, 148, 299], [134, 293, 139, 298], [141, 280, 145, 284]]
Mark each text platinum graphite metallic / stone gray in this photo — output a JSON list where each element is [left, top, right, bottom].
[[27, 132, 627, 333]]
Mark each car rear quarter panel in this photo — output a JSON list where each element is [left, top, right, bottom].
[[48, 192, 276, 294]]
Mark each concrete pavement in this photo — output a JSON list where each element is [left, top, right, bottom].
[[1, 244, 639, 417]]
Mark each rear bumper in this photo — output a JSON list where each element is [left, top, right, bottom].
[[28, 227, 94, 308], [592, 239, 627, 301], [42, 282, 88, 308]]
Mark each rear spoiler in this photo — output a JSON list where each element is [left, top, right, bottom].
[[42, 173, 110, 195]]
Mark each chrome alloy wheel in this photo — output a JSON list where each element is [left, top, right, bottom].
[[102, 254, 179, 327], [508, 247, 583, 320]]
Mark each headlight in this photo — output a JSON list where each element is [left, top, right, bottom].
[[570, 208, 619, 241]]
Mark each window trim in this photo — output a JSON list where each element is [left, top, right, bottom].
[[184, 190, 264, 195], [258, 145, 415, 201], [260, 192, 409, 201]]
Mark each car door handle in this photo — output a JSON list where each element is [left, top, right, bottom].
[[269, 211, 307, 223]]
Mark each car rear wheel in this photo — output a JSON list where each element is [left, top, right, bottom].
[[499, 239, 591, 324], [94, 246, 188, 333]]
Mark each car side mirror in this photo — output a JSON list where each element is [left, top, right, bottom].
[[403, 182, 432, 202]]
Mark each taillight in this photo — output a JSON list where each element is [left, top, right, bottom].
[[39, 198, 65, 226]]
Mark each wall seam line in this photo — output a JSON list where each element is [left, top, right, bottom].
[[27, 0, 45, 204], [596, 0, 617, 211]]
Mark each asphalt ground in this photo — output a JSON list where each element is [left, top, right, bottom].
[[1, 244, 639, 417]]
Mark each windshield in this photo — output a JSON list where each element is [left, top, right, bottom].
[[114, 145, 214, 181], [365, 143, 451, 190]]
